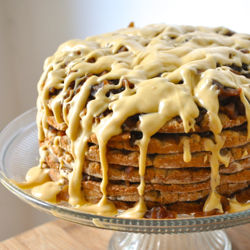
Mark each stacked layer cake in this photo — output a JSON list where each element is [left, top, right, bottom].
[[33, 24, 250, 218]]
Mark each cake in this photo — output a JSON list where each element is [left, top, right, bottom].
[[17, 23, 250, 218]]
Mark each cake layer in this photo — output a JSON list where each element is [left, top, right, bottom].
[[57, 185, 250, 215], [46, 152, 250, 185], [47, 165, 250, 204], [47, 124, 250, 154], [46, 86, 248, 134], [85, 143, 250, 169], [84, 184, 250, 215], [44, 133, 250, 169], [82, 181, 249, 204], [90, 127, 250, 154]]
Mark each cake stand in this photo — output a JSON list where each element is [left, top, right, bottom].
[[1, 108, 250, 250]]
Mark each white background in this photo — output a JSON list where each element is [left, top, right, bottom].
[[1, 0, 250, 241]]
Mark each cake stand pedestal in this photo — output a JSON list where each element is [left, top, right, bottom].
[[108, 231, 231, 250], [1, 108, 250, 250]]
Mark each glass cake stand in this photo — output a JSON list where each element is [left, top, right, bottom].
[[1, 108, 250, 250]]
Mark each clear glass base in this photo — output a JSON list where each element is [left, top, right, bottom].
[[108, 230, 232, 250]]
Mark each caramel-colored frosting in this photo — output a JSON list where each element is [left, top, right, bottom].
[[20, 24, 250, 217]]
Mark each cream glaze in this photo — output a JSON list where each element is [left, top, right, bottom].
[[229, 197, 250, 213], [11, 166, 51, 190], [203, 135, 230, 212], [31, 180, 63, 203], [25, 24, 250, 217], [183, 137, 192, 163], [11, 145, 51, 189]]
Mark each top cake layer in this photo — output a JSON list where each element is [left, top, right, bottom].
[[38, 24, 250, 139]]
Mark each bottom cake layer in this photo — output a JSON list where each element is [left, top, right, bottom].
[[55, 183, 250, 217]]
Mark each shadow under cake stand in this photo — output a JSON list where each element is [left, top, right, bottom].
[[1, 108, 250, 250]]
